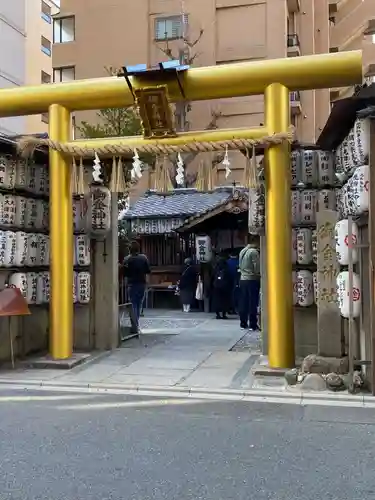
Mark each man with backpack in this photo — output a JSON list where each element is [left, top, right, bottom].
[[238, 234, 260, 330], [123, 241, 150, 332]]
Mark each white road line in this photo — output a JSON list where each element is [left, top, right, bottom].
[[57, 398, 208, 411], [0, 395, 96, 403]]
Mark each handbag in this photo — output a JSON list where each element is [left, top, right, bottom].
[[195, 276, 204, 301]]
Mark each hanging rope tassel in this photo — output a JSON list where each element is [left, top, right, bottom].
[[153, 156, 162, 191], [161, 155, 174, 193], [70, 157, 79, 195], [116, 156, 127, 194], [249, 145, 259, 188], [195, 161, 206, 192], [109, 156, 117, 193], [77, 157, 86, 196]]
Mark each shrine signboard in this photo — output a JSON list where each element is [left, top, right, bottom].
[[316, 209, 342, 357]]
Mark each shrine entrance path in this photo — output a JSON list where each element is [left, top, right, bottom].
[[0, 310, 268, 392]]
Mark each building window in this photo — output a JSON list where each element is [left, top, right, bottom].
[[41, 36, 51, 56], [41, 112, 49, 124], [154, 15, 187, 41], [41, 70, 51, 84], [53, 66, 75, 82], [53, 16, 75, 43], [41, 1, 51, 23]]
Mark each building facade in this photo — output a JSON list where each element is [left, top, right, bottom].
[[329, 0, 375, 99], [51, 0, 373, 195], [0, 0, 60, 135]]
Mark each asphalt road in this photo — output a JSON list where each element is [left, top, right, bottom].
[[0, 387, 375, 499]]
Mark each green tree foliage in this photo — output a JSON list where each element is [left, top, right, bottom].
[[77, 107, 142, 139]]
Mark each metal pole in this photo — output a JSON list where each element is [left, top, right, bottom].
[[48, 104, 73, 359], [264, 83, 295, 368]]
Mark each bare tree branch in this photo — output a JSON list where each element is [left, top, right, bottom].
[[183, 29, 204, 49]]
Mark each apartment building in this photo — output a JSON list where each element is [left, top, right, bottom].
[[329, 0, 375, 99], [0, 0, 59, 135], [52, 0, 374, 191]]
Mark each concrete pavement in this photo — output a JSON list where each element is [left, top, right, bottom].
[[1, 385, 375, 499], [0, 310, 369, 405]]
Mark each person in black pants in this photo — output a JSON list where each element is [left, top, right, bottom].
[[211, 253, 231, 319], [123, 241, 150, 332]]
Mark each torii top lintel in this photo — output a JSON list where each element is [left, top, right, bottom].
[[0, 50, 362, 118]]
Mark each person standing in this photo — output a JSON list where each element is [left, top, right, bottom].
[[211, 252, 231, 319], [238, 234, 260, 330], [123, 241, 150, 332], [227, 252, 239, 314], [178, 258, 197, 312]]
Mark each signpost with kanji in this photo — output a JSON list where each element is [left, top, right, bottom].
[[316, 210, 342, 357]]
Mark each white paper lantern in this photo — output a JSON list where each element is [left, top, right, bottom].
[[75, 234, 91, 266], [41, 201, 49, 230], [300, 150, 317, 186], [26, 233, 39, 266], [290, 151, 300, 187], [34, 200, 44, 230], [353, 117, 370, 167], [296, 228, 313, 265], [15, 158, 28, 189], [291, 191, 301, 225], [4, 231, 17, 268], [312, 229, 317, 264], [335, 144, 344, 179], [9, 272, 27, 297], [291, 229, 297, 264], [335, 219, 359, 266], [296, 270, 314, 307], [195, 235, 212, 263], [300, 190, 317, 224], [0, 231, 6, 266], [0, 155, 9, 188], [38, 235, 50, 266], [91, 186, 111, 234], [77, 271, 91, 304], [37, 272, 50, 304], [336, 271, 361, 319], [248, 186, 265, 231], [15, 196, 27, 228], [26, 272, 38, 304], [292, 271, 298, 305], [7, 158, 16, 189], [73, 199, 89, 232], [24, 199, 38, 229], [316, 189, 336, 213], [26, 162, 37, 193], [73, 271, 78, 303], [317, 150, 335, 187], [341, 165, 369, 216], [2, 195, 16, 226], [15, 232, 28, 267], [313, 271, 318, 304], [36, 164, 49, 194]]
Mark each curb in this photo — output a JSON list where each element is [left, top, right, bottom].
[[0, 378, 370, 407]]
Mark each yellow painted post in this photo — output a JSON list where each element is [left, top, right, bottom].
[[48, 104, 73, 359], [264, 83, 295, 368]]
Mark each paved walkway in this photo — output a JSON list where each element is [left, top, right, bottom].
[[0, 311, 264, 389], [0, 310, 370, 405]]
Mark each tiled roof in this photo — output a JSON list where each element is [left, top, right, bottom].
[[125, 188, 236, 219]]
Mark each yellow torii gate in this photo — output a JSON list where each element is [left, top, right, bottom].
[[2, 50, 362, 368]]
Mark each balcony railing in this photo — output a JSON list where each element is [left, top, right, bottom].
[[287, 34, 300, 48]]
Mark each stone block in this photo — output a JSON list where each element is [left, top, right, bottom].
[[301, 354, 349, 375]]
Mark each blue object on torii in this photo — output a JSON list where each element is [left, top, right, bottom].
[[120, 60, 190, 99]]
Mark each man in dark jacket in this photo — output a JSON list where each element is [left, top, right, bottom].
[[123, 241, 150, 331]]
